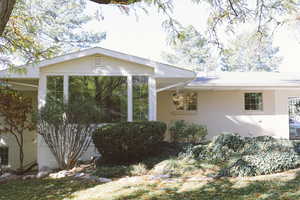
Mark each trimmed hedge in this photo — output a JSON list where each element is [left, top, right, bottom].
[[92, 121, 167, 164]]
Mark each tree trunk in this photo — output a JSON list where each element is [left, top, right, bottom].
[[19, 133, 24, 171], [0, 0, 16, 36], [89, 0, 141, 4]]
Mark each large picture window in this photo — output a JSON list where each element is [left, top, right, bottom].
[[244, 92, 263, 111], [46, 76, 63, 103], [133, 76, 149, 121], [69, 76, 127, 123], [0, 146, 8, 166]]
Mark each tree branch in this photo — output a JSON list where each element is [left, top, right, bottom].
[[89, 0, 141, 5]]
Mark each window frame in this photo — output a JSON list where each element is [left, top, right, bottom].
[[171, 91, 198, 115], [244, 92, 264, 112], [45, 74, 152, 123]]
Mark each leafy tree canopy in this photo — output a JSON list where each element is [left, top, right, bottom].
[[1, 0, 106, 68], [0, 0, 299, 70], [164, 24, 282, 72]]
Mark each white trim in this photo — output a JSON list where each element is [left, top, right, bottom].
[[186, 86, 300, 90], [21, 47, 193, 73], [43, 73, 152, 76], [7, 81, 38, 88], [127, 76, 133, 122], [63, 75, 69, 103], [157, 80, 192, 93], [148, 77, 157, 121], [38, 75, 47, 109]]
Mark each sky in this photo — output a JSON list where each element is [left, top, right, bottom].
[[85, 0, 300, 73]]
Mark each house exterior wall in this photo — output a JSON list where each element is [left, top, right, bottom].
[[0, 91, 37, 169], [157, 89, 295, 140], [41, 55, 154, 75]]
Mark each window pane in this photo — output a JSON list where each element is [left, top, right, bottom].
[[172, 93, 185, 111], [186, 92, 197, 111], [0, 147, 8, 166], [46, 76, 63, 103], [133, 76, 149, 121], [244, 93, 263, 111], [69, 76, 127, 123]]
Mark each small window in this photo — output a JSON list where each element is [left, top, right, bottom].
[[244, 93, 263, 111], [172, 92, 197, 112], [0, 147, 8, 166]]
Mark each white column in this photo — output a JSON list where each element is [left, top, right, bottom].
[[38, 75, 58, 170], [127, 75, 133, 121], [63, 75, 69, 103], [38, 75, 47, 109], [37, 75, 46, 170], [148, 76, 157, 121]]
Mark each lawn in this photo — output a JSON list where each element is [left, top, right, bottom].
[[1, 168, 300, 200]]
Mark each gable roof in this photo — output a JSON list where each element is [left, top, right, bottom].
[[187, 72, 300, 89], [0, 47, 196, 79]]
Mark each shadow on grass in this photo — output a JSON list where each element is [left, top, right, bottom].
[[0, 177, 98, 200], [115, 171, 300, 200]]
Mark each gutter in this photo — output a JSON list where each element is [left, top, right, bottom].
[[157, 80, 194, 93]]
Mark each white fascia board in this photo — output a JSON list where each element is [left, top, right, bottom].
[[0, 47, 196, 79], [36, 47, 158, 69], [37, 47, 196, 78], [186, 85, 300, 90]]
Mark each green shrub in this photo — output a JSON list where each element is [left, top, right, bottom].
[[169, 120, 207, 143], [92, 121, 167, 164], [150, 158, 199, 176], [190, 133, 300, 177]]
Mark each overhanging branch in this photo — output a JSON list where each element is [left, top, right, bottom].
[[89, 0, 141, 5]]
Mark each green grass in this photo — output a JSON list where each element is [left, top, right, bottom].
[[0, 178, 97, 200], [1, 170, 300, 200]]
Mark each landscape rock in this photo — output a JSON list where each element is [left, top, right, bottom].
[[36, 171, 50, 179], [22, 175, 36, 180], [49, 170, 71, 179], [0, 173, 19, 182], [98, 177, 112, 183], [148, 174, 171, 180], [36, 166, 53, 179], [74, 172, 86, 178], [0, 173, 12, 179], [118, 176, 143, 183]]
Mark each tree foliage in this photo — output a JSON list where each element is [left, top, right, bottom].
[[162, 25, 218, 72], [1, 0, 106, 68], [164, 25, 282, 72], [0, 0, 299, 70], [221, 31, 282, 71], [0, 87, 35, 171]]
